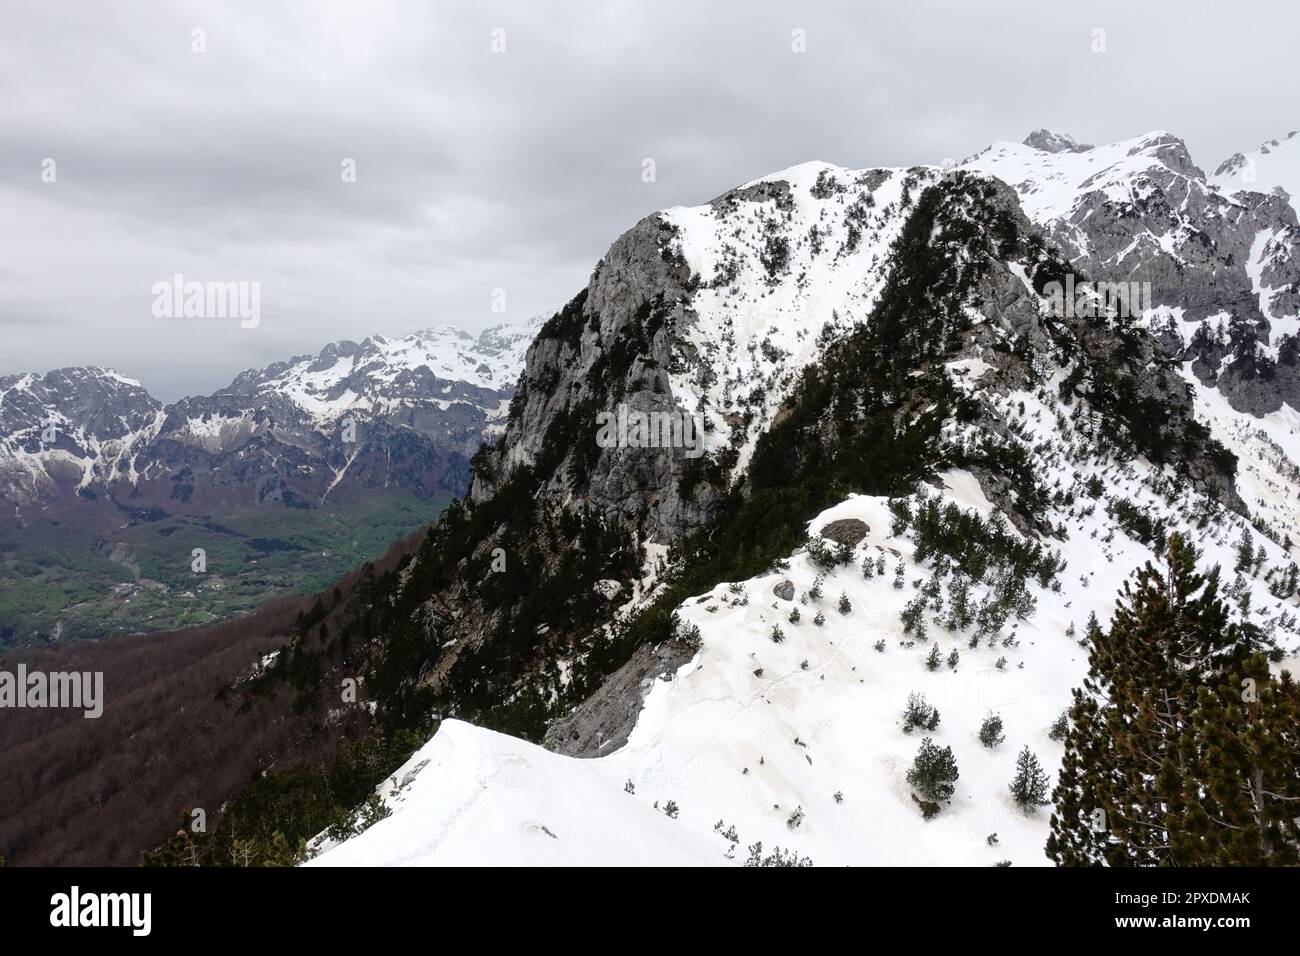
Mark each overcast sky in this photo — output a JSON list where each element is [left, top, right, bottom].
[[2, 0, 1295, 401]]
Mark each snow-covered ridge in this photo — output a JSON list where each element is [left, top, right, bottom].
[[315, 459, 1298, 866], [306, 719, 721, 866], [960, 128, 1300, 339], [1213, 130, 1300, 201], [961, 130, 1198, 226], [0, 364, 152, 413], [315, 208, 1300, 864], [229, 316, 543, 427]]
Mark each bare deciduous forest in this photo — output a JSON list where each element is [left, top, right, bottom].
[[0, 523, 430, 866]]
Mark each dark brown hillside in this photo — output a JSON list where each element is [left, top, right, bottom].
[[0, 522, 431, 866]]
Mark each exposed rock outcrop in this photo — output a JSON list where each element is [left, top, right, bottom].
[[543, 636, 698, 757]]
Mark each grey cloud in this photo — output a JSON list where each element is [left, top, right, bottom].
[[1, 0, 1295, 400]]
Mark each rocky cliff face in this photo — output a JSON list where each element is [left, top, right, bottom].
[[471, 216, 716, 546], [472, 162, 975, 546], [0, 367, 165, 501], [1022, 128, 1093, 153]]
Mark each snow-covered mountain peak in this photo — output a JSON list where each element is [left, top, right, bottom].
[[223, 314, 543, 425], [1213, 129, 1300, 201], [1022, 129, 1092, 153], [963, 128, 1300, 389], [961, 130, 1204, 226], [0, 364, 150, 398], [0, 366, 167, 502], [732, 158, 871, 192], [0, 365, 162, 439], [661, 162, 953, 471], [309, 168, 1300, 862]]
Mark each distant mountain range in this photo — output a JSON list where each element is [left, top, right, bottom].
[[0, 317, 541, 644]]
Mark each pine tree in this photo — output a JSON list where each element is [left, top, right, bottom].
[[1084, 610, 1102, 644], [1047, 710, 1069, 742], [903, 691, 940, 732], [1234, 528, 1254, 574], [978, 712, 1005, 748], [945, 572, 972, 630], [907, 737, 959, 804], [1175, 658, 1300, 864], [901, 595, 928, 639], [1047, 533, 1289, 865], [1009, 746, 1051, 810]]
